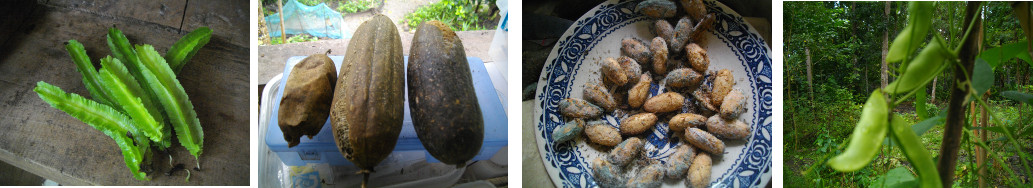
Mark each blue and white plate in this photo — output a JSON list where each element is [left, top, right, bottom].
[[532, 0, 772, 187]]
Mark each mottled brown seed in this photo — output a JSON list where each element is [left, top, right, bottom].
[[620, 113, 658, 135], [683, 128, 724, 155], [625, 162, 664, 188], [592, 158, 625, 188], [711, 69, 734, 107], [686, 153, 712, 188], [664, 68, 704, 88], [559, 98, 603, 118], [609, 137, 644, 166], [552, 119, 585, 143], [650, 37, 669, 76], [690, 13, 716, 45], [692, 89, 718, 114], [671, 17, 693, 53], [618, 56, 643, 86], [706, 115, 750, 140], [654, 20, 675, 43], [585, 82, 618, 112], [664, 144, 696, 180], [279, 52, 336, 147], [636, 0, 677, 18], [679, 0, 707, 21], [668, 113, 706, 132], [644, 92, 685, 113], [719, 89, 746, 119], [622, 38, 652, 65], [585, 123, 622, 146], [685, 43, 709, 73], [628, 74, 652, 108], [602, 58, 629, 86]]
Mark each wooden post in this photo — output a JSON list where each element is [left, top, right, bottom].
[[278, 0, 287, 43]]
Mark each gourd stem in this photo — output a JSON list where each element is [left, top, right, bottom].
[[939, 2, 981, 187]]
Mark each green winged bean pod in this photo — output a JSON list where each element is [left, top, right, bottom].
[[886, 1, 935, 63], [97, 58, 164, 144], [65, 40, 115, 107], [136, 45, 205, 165], [885, 37, 954, 94], [890, 114, 942, 188], [827, 89, 889, 172]]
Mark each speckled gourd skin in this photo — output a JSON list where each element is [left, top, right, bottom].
[[407, 20, 484, 167], [330, 15, 405, 173], [279, 53, 336, 147]]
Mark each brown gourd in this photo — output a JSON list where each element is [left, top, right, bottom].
[[329, 15, 405, 188], [279, 50, 336, 147]]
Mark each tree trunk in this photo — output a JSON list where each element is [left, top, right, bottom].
[[931, 76, 938, 102], [976, 92, 988, 188], [806, 47, 813, 102], [939, 2, 982, 186], [882, 1, 890, 89]]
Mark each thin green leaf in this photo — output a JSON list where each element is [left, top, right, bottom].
[[136, 45, 204, 161], [911, 116, 944, 137], [97, 62, 164, 145], [872, 167, 918, 188], [65, 40, 114, 106], [34, 81, 149, 180], [972, 58, 993, 95], [165, 27, 212, 74], [977, 40, 1032, 68], [1002, 91, 1033, 104]]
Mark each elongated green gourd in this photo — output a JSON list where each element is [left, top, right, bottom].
[[34, 81, 149, 180], [165, 27, 212, 74], [886, 1, 935, 63], [885, 37, 953, 94], [97, 58, 164, 145], [107, 28, 174, 147], [65, 40, 114, 107], [890, 114, 942, 188], [136, 45, 204, 164], [827, 89, 889, 172]]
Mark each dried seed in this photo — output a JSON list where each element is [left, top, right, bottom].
[[719, 89, 746, 119], [669, 113, 706, 132], [636, 0, 677, 18], [686, 153, 712, 188], [620, 113, 658, 135], [609, 137, 644, 166], [710, 69, 734, 107], [650, 37, 669, 76], [618, 56, 643, 86], [679, 0, 707, 21], [683, 127, 724, 155], [671, 17, 693, 53], [664, 68, 704, 88], [706, 115, 750, 139], [685, 43, 709, 73], [559, 98, 603, 118], [690, 13, 716, 44], [585, 82, 618, 112], [552, 118, 585, 143], [644, 92, 685, 113], [602, 58, 629, 86], [621, 38, 652, 65], [664, 144, 696, 180], [592, 158, 625, 188], [692, 89, 718, 115], [625, 162, 664, 188], [585, 122, 622, 146], [628, 74, 652, 108], [654, 19, 675, 43]]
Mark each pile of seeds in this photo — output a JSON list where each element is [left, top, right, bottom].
[[550, 0, 753, 187]]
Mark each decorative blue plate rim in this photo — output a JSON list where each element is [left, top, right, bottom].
[[532, 0, 772, 187]]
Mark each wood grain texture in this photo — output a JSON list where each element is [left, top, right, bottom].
[[0, 0, 247, 185]]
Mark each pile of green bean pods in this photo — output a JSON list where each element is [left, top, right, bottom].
[[33, 27, 211, 181]]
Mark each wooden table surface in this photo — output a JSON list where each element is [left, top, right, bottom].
[[0, 0, 248, 185]]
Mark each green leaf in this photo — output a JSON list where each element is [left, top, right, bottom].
[[136, 45, 204, 161], [165, 27, 212, 74], [977, 40, 1033, 68], [1001, 91, 1033, 104], [912, 116, 944, 137], [34, 81, 149, 180], [972, 58, 994, 95], [871, 167, 918, 188], [65, 40, 114, 107]]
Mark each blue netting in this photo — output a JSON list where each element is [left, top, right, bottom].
[[265, 0, 350, 39]]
